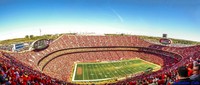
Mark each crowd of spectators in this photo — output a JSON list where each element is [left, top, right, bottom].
[[0, 52, 67, 85], [0, 45, 12, 51], [0, 51, 200, 85]]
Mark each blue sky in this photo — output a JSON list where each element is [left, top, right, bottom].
[[0, 0, 200, 41]]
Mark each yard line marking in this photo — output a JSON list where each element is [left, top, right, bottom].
[[72, 63, 77, 81], [118, 62, 129, 77], [97, 64, 106, 79], [91, 64, 98, 79], [85, 64, 89, 80], [105, 63, 116, 78], [95, 64, 103, 79], [88, 64, 94, 79], [110, 63, 120, 78], [94, 64, 100, 79], [83, 64, 84, 80]]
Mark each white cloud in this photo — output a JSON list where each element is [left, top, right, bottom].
[[110, 8, 124, 23]]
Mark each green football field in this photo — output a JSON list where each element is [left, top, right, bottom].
[[72, 58, 160, 82]]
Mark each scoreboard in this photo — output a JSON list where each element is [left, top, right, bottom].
[[160, 34, 172, 45], [160, 38, 172, 45], [30, 39, 49, 51], [12, 43, 24, 52]]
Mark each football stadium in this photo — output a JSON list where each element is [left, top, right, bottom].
[[1, 0, 200, 85], [1, 34, 200, 84]]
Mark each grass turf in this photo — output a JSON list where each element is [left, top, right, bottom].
[[72, 58, 160, 82]]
